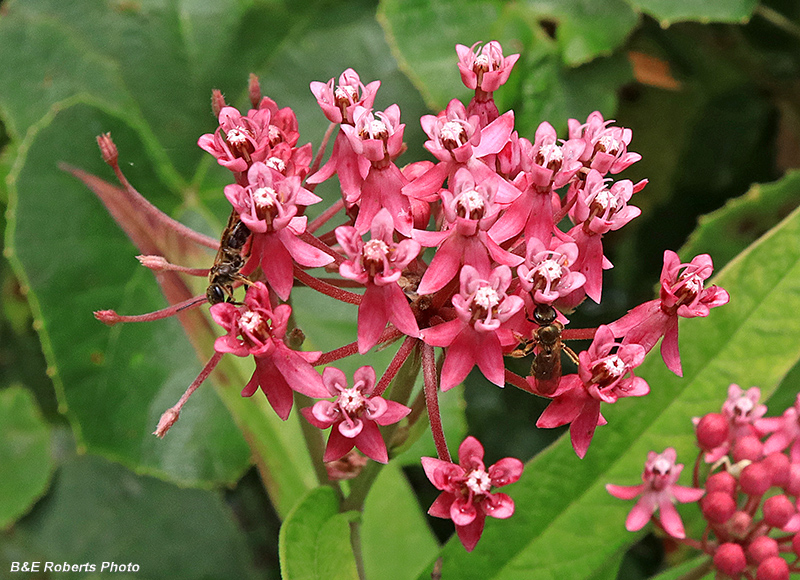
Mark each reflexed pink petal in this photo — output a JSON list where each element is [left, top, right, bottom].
[[420, 319, 463, 348], [421, 457, 462, 490], [671, 485, 705, 504], [385, 284, 420, 338], [474, 333, 506, 388], [324, 428, 356, 463], [658, 500, 686, 538], [455, 511, 486, 552], [271, 344, 328, 398], [660, 316, 682, 376], [473, 111, 514, 157], [255, 359, 294, 420], [416, 237, 463, 295], [358, 287, 389, 353], [428, 492, 455, 518], [300, 405, 331, 429], [605, 483, 646, 500], [353, 419, 388, 463], [625, 496, 655, 531], [570, 400, 602, 458], [439, 331, 477, 391]]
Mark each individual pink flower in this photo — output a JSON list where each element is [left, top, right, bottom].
[[420, 265, 523, 390], [307, 69, 381, 201], [422, 436, 523, 552], [516, 236, 585, 306], [253, 96, 301, 148], [310, 68, 381, 125], [336, 209, 421, 353], [606, 448, 705, 538], [568, 111, 641, 175], [198, 106, 272, 173], [301, 366, 411, 464], [608, 250, 730, 376], [536, 325, 649, 457], [224, 162, 332, 300], [340, 105, 413, 235], [566, 170, 642, 304], [413, 167, 522, 295], [211, 282, 328, 419], [456, 41, 520, 93]]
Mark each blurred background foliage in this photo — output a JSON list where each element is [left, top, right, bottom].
[[1, 0, 800, 578]]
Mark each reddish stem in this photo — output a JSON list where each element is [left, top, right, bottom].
[[422, 343, 450, 463], [308, 198, 345, 234], [293, 265, 361, 305], [561, 327, 597, 341], [505, 369, 537, 395], [94, 293, 206, 325], [154, 351, 224, 437], [374, 336, 417, 397], [298, 231, 346, 265], [316, 341, 360, 366], [305, 122, 337, 191]]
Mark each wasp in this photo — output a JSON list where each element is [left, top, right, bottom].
[[206, 208, 252, 304], [509, 303, 578, 395]]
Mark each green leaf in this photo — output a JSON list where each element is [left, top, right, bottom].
[[10, 454, 258, 580], [0, 386, 53, 529], [681, 170, 800, 272], [624, 0, 757, 25], [279, 487, 359, 580], [524, 0, 639, 66], [414, 202, 800, 578], [362, 463, 439, 580]]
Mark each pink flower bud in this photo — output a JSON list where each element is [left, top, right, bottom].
[[762, 495, 795, 528], [740, 462, 772, 496], [727, 511, 753, 539], [786, 464, 800, 496], [706, 471, 737, 496], [762, 452, 791, 488], [756, 556, 789, 580], [211, 89, 226, 118], [153, 407, 180, 438], [93, 309, 122, 326], [792, 532, 800, 556], [696, 413, 729, 451], [733, 434, 764, 462], [713, 542, 746, 577], [746, 536, 779, 565], [702, 491, 736, 524]]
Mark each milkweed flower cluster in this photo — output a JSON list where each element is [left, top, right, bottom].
[[608, 385, 800, 580], [84, 41, 730, 553]]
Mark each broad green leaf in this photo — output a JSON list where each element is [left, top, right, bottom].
[[0, 386, 53, 529], [681, 170, 800, 272], [414, 201, 800, 578], [524, 0, 639, 66], [624, 0, 757, 25], [11, 454, 258, 580], [279, 487, 359, 580], [362, 463, 439, 580]]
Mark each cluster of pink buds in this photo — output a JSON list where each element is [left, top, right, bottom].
[[85, 41, 731, 553], [608, 385, 800, 580]]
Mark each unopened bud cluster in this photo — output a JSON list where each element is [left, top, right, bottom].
[[609, 385, 800, 580]]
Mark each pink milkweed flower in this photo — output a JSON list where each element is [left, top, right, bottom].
[[536, 326, 649, 458], [340, 105, 413, 235], [307, 70, 381, 202], [608, 250, 730, 377], [456, 41, 520, 94], [566, 170, 643, 303], [420, 265, 523, 391], [211, 282, 329, 420], [517, 237, 585, 306], [336, 209, 422, 353], [413, 167, 523, 296], [606, 448, 705, 539], [422, 436, 523, 552], [310, 68, 381, 125], [253, 96, 301, 149], [568, 111, 641, 176], [301, 366, 411, 464], [224, 162, 332, 300], [198, 106, 272, 173]]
